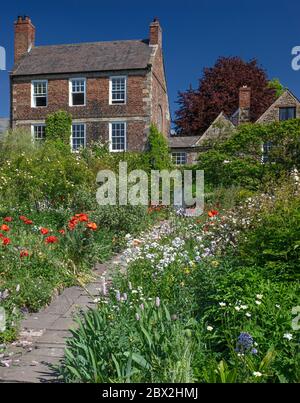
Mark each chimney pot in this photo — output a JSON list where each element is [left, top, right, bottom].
[[149, 18, 162, 47]]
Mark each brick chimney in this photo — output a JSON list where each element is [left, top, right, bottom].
[[238, 85, 251, 123], [14, 16, 35, 64], [149, 18, 162, 47]]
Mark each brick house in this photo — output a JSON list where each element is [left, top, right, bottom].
[[10, 16, 170, 151], [170, 86, 300, 164]]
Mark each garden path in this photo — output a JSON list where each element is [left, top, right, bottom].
[[0, 220, 172, 383]]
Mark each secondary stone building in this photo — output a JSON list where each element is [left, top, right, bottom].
[[10, 16, 170, 151], [170, 86, 300, 164]]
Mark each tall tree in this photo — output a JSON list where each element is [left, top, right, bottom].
[[175, 57, 276, 136]]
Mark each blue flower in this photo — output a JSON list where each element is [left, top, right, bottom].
[[235, 332, 254, 353]]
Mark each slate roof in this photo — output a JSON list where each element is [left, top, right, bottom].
[[169, 135, 201, 148], [12, 40, 153, 76]]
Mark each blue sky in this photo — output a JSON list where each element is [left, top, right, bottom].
[[1, 0, 300, 119]]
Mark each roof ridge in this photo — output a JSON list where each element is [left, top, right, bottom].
[[34, 39, 149, 49]]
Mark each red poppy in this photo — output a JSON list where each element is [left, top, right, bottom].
[[24, 219, 33, 225], [68, 218, 78, 230], [4, 217, 13, 222], [2, 237, 11, 245], [75, 213, 89, 222], [0, 233, 3, 238], [208, 210, 219, 218], [20, 250, 29, 258], [58, 229, 65, 235], [87, 222, 97, 231], [45, 236, 59, 244], [19, 216, 27, 221], [40, 227, 49, 235], [1, 224, 10, 232]]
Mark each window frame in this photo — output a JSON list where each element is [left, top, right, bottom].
[[109, 76, 127, 105], [69, 77, 86, 107], [71, 123, 86, 152], [261, 141, 276, 164], [109, 121, 127, 152], [31, 80, 48, 108], [31, 123, 46, 141], [172, 152, 187, 165], [279, 106, 296, 121]]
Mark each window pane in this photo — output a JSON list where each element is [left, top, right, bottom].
[[72, 124, 86, 150], [33, 81, 47, 107], [111, 122, 126, 151], [72, 79, 85, 93], [34, 82, 47, 95], [172, 152, 186, 165], [111, 77, 126, 104], [279, 107, 296, 121], [33, 125, 46, 141], [72, 93, 85, 105], [35, 97, 47, 107]]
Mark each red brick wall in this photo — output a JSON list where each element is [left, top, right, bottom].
[[12, 74, 149, 120], [150, 47, 170, 137], [11, 73, 152, 151]]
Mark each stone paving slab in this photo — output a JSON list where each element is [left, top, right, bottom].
[[21, 313, 61, 330], [0, 260, 114, 383], [35, 330, 71, 345]]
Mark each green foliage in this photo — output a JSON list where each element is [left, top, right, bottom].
[[238, 182, 300, 279], [197, 119, 300, 188], [148, 124, 171, 170], [0, 136, 94, 209], [45, 110, 72, 146], [92, 205, 148, 235], [268, 78, 286, 98], [80, 140, 151, 174], [59, 300, 196, 383]]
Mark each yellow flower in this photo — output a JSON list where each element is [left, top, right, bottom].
[[211, 260, 220, 267], [184, 268, 191, 275], [180, 281, 185, 287]]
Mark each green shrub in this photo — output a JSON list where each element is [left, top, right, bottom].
[[197, 119, 300, 189], [238, 182, 300, 280], [92, 205, 149, 235], [148, 124, 171, 170], [0, 138, 94, 209], [45, 110, 72, 146]]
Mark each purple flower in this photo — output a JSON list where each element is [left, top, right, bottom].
[[251, 348, 258, 355], [140, 303, 144, 311], [135, 313, 140, 321], [235, 332, 254, 353], [116, 290, 121, 302]]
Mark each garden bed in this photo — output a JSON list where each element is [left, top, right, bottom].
[[58, 180, 300, 383]]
